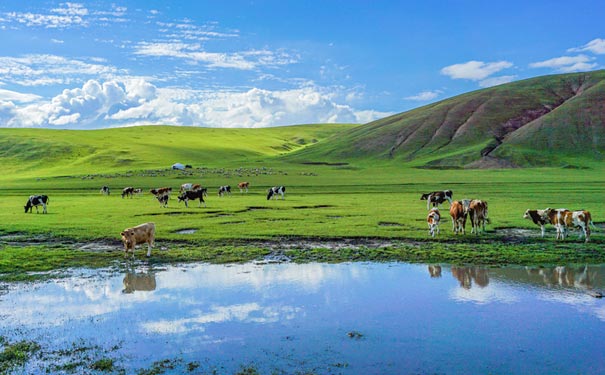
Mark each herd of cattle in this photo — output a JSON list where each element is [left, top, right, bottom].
[[422, 189, 596, 243], [23, 185, 596, 258]]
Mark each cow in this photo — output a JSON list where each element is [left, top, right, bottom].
[[571, 210, 595, 243], [523, 209, 550, 237], [156, 193, 169, 208], [468, 199, 489, 234], [24, 195, 49, 214], [420, 190, 453, 210], [150, 187, 172, 207], [238, 182, 250, 193], [100, 186, 110, 195], [121, 187, 135, 199], [132, 188, 143, 196], [544, 208, 572, 240], [449, 200, 467, 234], [427, 208, 441, 237], [218, 185, 231, 197], [178, 189, 207, 208], [267, 186, 286, 200], [120, 222, 155, 257]]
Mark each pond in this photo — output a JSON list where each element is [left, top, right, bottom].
[[1, 262, 605, 374]]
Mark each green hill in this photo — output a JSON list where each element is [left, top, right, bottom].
[[0, 124, 357, 179], [289, 70, 605, 168]]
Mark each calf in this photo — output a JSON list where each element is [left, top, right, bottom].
[[178, 189, 207, 208], [427, 208, 441, 237], [449, 200, 467, 235], [238, 181, 250, 193], [421, 190, 453, 210], [468, 199, 488, 234], [24, 195, 49, 214], [122, 187, 135, 198], [267, 186, 286, 200], [120, 222, 155, 257], [523, 209, 549, 237], [218, 185, 231, 197], [100, 186, 110, 195]]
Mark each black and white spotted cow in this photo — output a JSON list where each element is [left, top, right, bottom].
[[24, 195, 49, 214], [267, 186, 286, 200], [178, 189, 207, 208], [420, 190, 453, 210], [100, 186, 110, 195], [218, 185, 231, 197]]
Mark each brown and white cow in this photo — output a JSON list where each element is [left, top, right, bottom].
[[180, 183, 202, 193], [449, 200, 467, 235], [523, 209, 550, 237], [150, 187, 172, 207], [238, 182, 250, 193], [421, 190, 453, 210], [545, 208, 594, 242], [468, 199, 488, 234], [120, 222, 155, 257], [427, 208, 441, 237], [544, 208, 572, 241]]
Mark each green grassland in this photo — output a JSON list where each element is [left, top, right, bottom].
[[1, 124, 604, 280]]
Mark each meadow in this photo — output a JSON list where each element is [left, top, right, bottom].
[[1, 125, 604, 281]]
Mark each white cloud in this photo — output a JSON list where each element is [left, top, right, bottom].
[[133, 42, 297, 70], [4, 3, 89, 28], [0, 88, 41, 102], [529, 54, 597, 73], [568, 38, 605, 54], [404, 90, 442, 101], [441, 60, 513, 81], [2, 79, 385, 128], [478, 75, 517, 88]]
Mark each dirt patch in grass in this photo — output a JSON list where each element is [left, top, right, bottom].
[[378, 221, 404, 227]]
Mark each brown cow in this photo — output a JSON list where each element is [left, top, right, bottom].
[[427, 208, 441, 237], [238, 182, 250, 193], [449, 200, 467, 235], [468, 199, 488, 234], [120, 222, 155, 257]]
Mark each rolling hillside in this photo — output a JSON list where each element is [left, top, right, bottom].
[[0, 124, 357, 178], [289, 70, 605, 168]]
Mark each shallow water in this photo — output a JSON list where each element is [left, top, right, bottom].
[[1, 262, 605, 374]]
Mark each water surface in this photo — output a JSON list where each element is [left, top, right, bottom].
[[1, 262, 605, 374]]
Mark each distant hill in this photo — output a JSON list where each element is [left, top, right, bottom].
[[0, 124, 356, 178], [289, 70, 605, 168]]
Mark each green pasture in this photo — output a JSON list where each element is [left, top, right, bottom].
[[1, 125, 604, 280]]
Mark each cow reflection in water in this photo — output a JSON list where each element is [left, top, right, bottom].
[[122, 271, 157, 294], [525, 265, 597, 290], [451, 267, 489, 289], [428, 265, 442, 278]]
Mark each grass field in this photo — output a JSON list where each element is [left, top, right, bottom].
[[1, 125, 604, 280]]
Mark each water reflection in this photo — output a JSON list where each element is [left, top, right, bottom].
[[1, 262, 605, 374]]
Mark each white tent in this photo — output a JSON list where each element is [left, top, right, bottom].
[[172, 163, 185, 170]]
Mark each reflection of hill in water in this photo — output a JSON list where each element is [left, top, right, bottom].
[[432, 265, 603, 291]]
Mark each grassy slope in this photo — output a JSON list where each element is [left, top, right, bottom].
[[287, 70, 605, 168]]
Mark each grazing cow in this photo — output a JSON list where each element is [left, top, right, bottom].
[[420, 190, 453, 210], [121, 187, 135, 199], [468, 199, 489, 234], [180, 183, 202, 193], [100, 186, 110, 195], [24, 195, 49, 214], [523, 209, 550, 237], [150, 187, 172, 207], [178, 189, 207, 208], [267, 186, 286, 200], [238, 182, 250, 193], [427, 208, 441, 237], [132, 188, 143, 196], [156, 193, 169, 208], [120, 222, 155, 257], [218, 185, 231, 197], [449, 200, 467, 234]]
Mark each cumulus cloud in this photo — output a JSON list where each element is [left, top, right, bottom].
[[441, 60, 513, 81], [2, 79, 385, 128], [568, 38, 605, 54], [529, 54, 597, 73], [404, 90, 442, 101]]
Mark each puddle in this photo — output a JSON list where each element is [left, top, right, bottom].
[[378, 221, 403, 227], [2, 263, 605, 374], [175, 229, 197, 234]]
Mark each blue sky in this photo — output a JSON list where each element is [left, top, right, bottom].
[[0, 1, 604, 129]]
